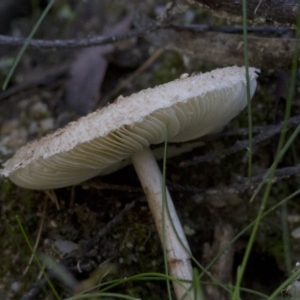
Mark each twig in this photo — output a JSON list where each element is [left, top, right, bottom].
[[180, 115, 300, 167], [0, 1, 190, 50], [0, 23, 159, 49], [0, 23, 293, 50], [20, 277, 49, 300], [85, 201, 136, 251], [245, 164, 300, 185], [204, 223, 234, 300], [174, 24, 293, 35], [169, 164, 300, 195], [20, 201, 135, 300], [45, 190, 60, 210], [83, 180, 142, 193], [254, 0, 264, 15]]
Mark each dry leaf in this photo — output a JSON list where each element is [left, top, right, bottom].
[[64, 15, 133, 116]]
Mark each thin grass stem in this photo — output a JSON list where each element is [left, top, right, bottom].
[[242, 0, 253, 182], [282, 202, 292, 275], [2, 0, 56, 90], [162, 137, 173, 299], [233, 14, 300, 293], [15, 215, 60, 300]]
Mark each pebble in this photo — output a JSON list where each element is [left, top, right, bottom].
[[291, 227, 300, 239], [40, 118, 55, 133]]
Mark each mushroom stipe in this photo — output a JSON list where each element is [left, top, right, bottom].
[[1, 66, 259, 300]]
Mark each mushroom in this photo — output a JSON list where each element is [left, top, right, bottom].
[[1, 66, 258, 299]]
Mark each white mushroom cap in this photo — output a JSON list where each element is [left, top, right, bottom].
[[1, 66, 258, 189]]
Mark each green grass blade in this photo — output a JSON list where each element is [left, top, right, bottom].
[[242, 0, 253, 182], [201, 188, 300, 279], [2, 0, 56, 90], [281, 202, 292, 275], [162, 136, 173, 299], [268, 268, 300, 300], [15, 215, 60, 300], [233, 5, 300, 296]]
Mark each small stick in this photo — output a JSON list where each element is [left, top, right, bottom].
[[85, 201, 136, 251]]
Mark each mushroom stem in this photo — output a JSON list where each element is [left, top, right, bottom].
[[132, 147, 195, 300]]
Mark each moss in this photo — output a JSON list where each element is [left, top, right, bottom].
[[261, 234, 285, 269], [0, 178, 15, 198], [153, 52, 186, 86], [0, 184, 46, 299]]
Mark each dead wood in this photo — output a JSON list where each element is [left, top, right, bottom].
[[203, 223, 235, 300], [195, 0, 299, 27], [146, 26, 298, 69]]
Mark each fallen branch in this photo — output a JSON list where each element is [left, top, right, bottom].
[[0, 1, 188, 50], [169, 164, 300, 196], [0, 23, 158, 49], [180, 115, 300, 167], [85, 201, 136, 251]]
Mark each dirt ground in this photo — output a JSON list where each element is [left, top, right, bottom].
[[0, 1, 300, 300]]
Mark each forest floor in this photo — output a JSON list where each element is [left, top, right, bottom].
[[0, 1, 300, 300]]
